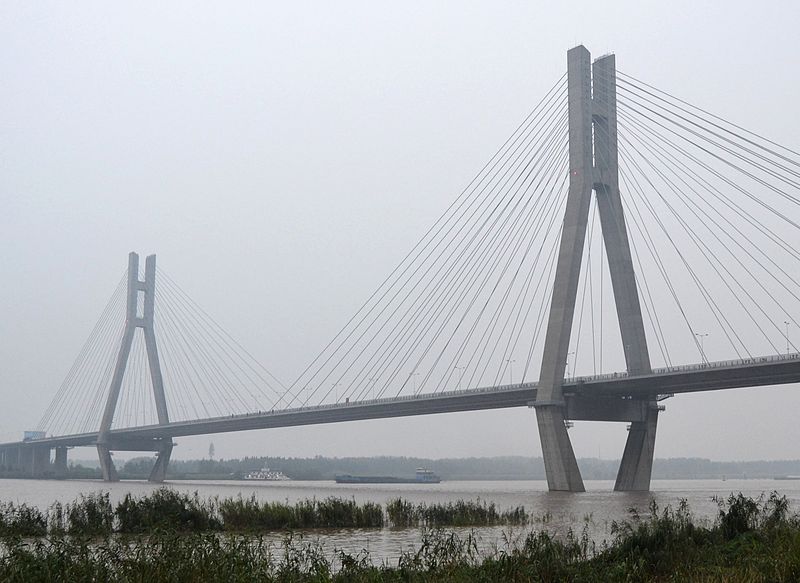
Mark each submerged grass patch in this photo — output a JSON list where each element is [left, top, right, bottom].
[[0, 489, 391, 535], [0, 489, 528, 534], [219, 495, 384, 530], [116, 488, 221, 533], [385, 497, 528, 527]]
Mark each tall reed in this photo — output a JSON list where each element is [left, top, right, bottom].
[[218, 495, 383, 530], [116, 488, 220, 533], [0, 501, 47, 537], [386, 497, 528, 527]]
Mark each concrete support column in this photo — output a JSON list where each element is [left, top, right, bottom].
[[148, 441, 173, 483], [534, 45, 594, 492], [18, 447, 33, 476], [592, 54, 659, 492], [32, 447, 51, 477], [54, 447, 68, 478], [615, 406, 658, 490], [97, 445, 119, 481], [143, 255, 170, 427], [97, 252, 139, 482]]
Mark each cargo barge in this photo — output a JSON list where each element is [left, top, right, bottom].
[[335, 467, 441, 484]]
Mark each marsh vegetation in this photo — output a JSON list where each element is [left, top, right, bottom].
[[1, 489, 525, 535], [1, 491, 799, 581]]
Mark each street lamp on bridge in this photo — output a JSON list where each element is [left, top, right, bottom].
[[695, 333, 709, 364], [566, 351, 576, 379], [455, 366, 466, 390], [505, 359, 515, 385], [785, 321, 792, 357], [368, 377, 378, 400]]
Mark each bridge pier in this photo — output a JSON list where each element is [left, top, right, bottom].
[[17, 445, 52, 478], [34, 446, 50, 477], [615, 406, 658, 491], [17, 446, 32, 475], [97, 437, 174, 482], [11, 446, 21, 473], [2, 445, 24, 475], [535, 404, 585, 491], [97, 444, 119, 481], [148, 442, 173, 483], [53, 447, 68, 478]]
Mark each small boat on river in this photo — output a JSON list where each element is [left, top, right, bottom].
[[243, 467, 291, 481]]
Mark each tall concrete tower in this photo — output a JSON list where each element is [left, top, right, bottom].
[[534, 46, 659, 492]]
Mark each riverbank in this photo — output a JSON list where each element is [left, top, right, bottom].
[[0, 493, 798, 581]]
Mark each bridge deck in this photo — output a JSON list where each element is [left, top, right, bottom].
[[5, 353, 799, 450]]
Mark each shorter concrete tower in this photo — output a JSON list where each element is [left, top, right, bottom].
[[96, 252, 173, 482]]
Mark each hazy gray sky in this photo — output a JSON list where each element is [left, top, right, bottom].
[[2, 1, 799, 462]]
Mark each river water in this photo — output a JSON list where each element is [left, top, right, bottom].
[[1, 478, 797, 561]]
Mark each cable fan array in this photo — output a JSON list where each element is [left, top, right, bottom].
[[35, 66, 800, 437], [608, 70, 800, 369], [274, 69, 800, 407], [524, 68, 800, 380], [277, 75, 572, 408], [36, 274, 127, 437], [36, 267, 286, 437]]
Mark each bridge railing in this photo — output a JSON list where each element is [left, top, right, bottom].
[[568, 351, 800, 385]]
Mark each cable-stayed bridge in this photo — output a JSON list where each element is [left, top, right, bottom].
[[2, 45, 800, 491]]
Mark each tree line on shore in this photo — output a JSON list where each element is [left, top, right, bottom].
[[56, 455, 800, 481]]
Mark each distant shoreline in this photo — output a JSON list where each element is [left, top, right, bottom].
[[2, 475, 798, 481], [5, 454, 800, 482]]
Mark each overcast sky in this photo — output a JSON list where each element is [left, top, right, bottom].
[[2, 1, 799, 462]]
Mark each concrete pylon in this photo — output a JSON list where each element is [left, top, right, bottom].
[[592, 55, 659, 492], [533, 46, 593, 493], [97, 252, 172, 482], [534, 46, 658, 492]]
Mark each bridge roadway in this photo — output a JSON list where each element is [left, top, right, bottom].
[[5, 352, 800, 451]]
